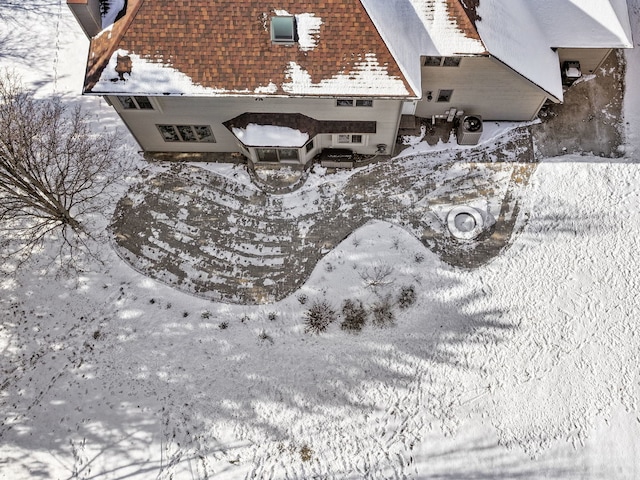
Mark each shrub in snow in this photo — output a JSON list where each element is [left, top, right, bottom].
[[258, 330, 273, 344], [359, 262, 394, 290], [304, 300, 337, 334], [397, 285, 417, 309], [297, 293, 308, 305], [299, 444, 313, 462], [268, 311, 278, 321], [341, 299, 368, 332], [370, 296, 396, 327]]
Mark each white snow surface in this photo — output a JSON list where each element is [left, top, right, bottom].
[[2, 1, 640, 479], [92, 48, 408, 98], [282, 55, 409, 96], [231, 124, 309, 147], [528, 0, 633, 48], [92, 50, 243, 95], [295, 13, 322, 52]]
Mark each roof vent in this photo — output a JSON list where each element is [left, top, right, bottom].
[[271, 16, 296, 44]]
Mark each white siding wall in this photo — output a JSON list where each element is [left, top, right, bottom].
[[416, 56, 549, 121], [557, 48, 612, 75], [108, 95, 403, 159]]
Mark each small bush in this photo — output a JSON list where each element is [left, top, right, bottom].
[[397, 285, 417, 309], [370, 297, 395, 327], [268, 311, 278, 321], [241, 314, 250, 323], [304, 300, 337, 334], [297, 293, 308, 305], [359, 262, 394, 290], [201, 311, 211, 319], [300, 444, 313, 462], [341, 299, 367, 332], [218, 322, 229, 330], [182, 311, 189, 318], [414, 252, 425, 264], [258, 330, 273, 344]]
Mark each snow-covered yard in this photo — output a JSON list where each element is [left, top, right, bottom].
[[2, 1, 640, 479]]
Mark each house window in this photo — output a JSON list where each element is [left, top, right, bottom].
[[157, 125, 216, 142], [305, 139, 314, 152], [424, 56, 443, 67], [443, 57, 461, 67], [437, 89, 453, 102], [118, 96, 154, 110], [337, 99, 373, 107], [257, 148, 300, 162], [423, 56, 461, 67], [336, 134, 364, 144], [271, 16, 296, 43]]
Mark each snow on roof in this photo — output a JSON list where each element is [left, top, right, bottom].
[[295, 13, 322, 51], [361, 0, 486, 99], [84, 0, 413, 97], [282, 55, 409, 96], [475, 0, 564, 101], [92, 50, 240, 95], [527, 0, 633, 48], [232, 124, 310, 147]]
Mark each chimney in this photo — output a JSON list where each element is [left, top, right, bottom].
[[67, 0, 102, 38]]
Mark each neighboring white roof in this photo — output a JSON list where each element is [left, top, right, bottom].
[[528, 0, 633, 48], [475, 0, 564, 101]]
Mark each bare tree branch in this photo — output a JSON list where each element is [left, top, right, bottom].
[[0, 69, 132, 272]]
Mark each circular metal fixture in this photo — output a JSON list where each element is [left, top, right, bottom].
[[447, 206, 484, 240]]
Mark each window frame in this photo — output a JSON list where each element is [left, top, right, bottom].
[[334, 134, 366, 145], [423, 56, 462, 67], [336, 98, 374, 107], [436, 89, 454, 103], [117, 95, 155, 110], [256, 147, 301, 163], [271, 16, 296, 44], [156, 124, 216, 143]]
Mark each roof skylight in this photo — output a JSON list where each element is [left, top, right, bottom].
[[271, 16, 296, 43]]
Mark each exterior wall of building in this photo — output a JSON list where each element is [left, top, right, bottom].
[[416, 56, 549, 121], [557, 48, 613, 75], [106, 95, 404, 162]]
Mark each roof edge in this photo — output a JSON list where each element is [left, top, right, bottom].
[[83, 0, 145, 93]]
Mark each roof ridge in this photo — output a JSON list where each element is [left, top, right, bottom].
[[84, 0, 146, 92]]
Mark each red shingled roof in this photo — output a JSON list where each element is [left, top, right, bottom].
[[84, 0, 415, 96]]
